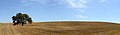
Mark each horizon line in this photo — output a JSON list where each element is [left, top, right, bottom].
[[0, 20, 120, 23]]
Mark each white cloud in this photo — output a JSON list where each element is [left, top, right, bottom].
[[79, 0, 87, 3], [21, 0, 88, 9], [77, 15, 88, 18], [21, 0, 50, 6], [20, 0, 89, 18], [30, 0, 49, 4], [64, 0, 88, 18], [21, 0, 34, 6], [100, 0, 107, 2], [66, 0, 87, 9]]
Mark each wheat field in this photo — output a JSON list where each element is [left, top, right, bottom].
[[0, 21, 120, 35]]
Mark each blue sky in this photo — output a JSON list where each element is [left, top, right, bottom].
[[0, 0, 120, 23]]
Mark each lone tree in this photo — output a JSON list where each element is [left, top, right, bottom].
[[12, 13, 33, 26]]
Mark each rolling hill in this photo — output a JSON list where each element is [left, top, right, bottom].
[[0, 21, 120, 35]]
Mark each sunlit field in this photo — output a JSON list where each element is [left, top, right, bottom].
[[0, 21, 120, 35]]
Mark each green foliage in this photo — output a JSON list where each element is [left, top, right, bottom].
[[16, 13, 22, 18], [12, 13, 33, 25], [12, 16, 17, 20], [23, 14, 29, 18], [28, 17, 33, 23]]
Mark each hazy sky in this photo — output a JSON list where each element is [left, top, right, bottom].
[[0, 0, 120, 22]]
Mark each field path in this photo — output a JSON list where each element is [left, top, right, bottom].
[[0, 24, 22, 35]]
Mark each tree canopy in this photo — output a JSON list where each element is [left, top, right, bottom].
[[12, 13, 33, 26]]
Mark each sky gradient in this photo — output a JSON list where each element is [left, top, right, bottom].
[[0, 0, 120, 23]]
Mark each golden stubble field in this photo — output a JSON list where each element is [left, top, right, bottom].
[[0, 21, 120, 35]]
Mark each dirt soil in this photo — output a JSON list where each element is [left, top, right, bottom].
[[0, 22, 120, 35]]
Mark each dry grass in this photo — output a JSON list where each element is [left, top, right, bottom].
[[0, 21, 120, 35]]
